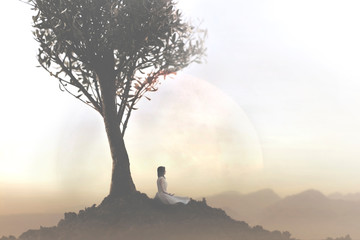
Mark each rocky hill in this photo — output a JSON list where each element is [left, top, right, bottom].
[[0, 192, 294, 240]]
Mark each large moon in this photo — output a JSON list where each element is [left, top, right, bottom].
[[127, 74, 263, 197], [0, 74, 264, 214]]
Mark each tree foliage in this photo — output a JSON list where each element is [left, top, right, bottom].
[[28, 0, 206, 135]]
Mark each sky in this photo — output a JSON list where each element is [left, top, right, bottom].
[[1, 0, 360, 215]]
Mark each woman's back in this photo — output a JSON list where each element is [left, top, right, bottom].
[[156, 176, 167, 193]]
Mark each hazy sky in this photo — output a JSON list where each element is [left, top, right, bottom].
[[1, 0, 360, 214]]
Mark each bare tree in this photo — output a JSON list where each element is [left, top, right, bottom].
[[27, 0, 206, 197]]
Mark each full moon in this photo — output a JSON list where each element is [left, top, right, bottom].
[[127, 74, 264, 197]]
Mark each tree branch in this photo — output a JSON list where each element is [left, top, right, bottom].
[[94, 72, 102, 107], [38, 60, 99, 111], [117, 77, 132, 126], [54, 55, 103, 114], [121, 76, 150, 136]]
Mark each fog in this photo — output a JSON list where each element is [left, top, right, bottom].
[[1, 0, 360, 239]]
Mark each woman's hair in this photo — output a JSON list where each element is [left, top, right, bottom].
[[157, 166, 165, 177]]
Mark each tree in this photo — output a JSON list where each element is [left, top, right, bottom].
[[27, 0, 206, 197]]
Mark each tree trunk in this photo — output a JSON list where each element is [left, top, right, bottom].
[[104, 116, 136, 197], [96, 52, 136, 198]]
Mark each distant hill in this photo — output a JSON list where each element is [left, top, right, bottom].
[[206, 189, 360, 240], [0, 213, 62, 238], [328, 192, 360, 202], [206, 189, 281, 225], [260, 189, 360, 240]]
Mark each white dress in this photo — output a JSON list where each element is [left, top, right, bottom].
[[154, 176, 190, 205]]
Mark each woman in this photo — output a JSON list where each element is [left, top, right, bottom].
[[154, 166, 190, 205]]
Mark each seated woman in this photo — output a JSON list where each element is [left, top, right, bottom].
[[154, 166, 190, 205]]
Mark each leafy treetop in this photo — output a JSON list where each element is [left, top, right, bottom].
[[28, 0, 206, 135]]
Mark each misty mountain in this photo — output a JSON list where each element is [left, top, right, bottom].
[[261, 189, 332, 220], [207, 189, 360, 240], [260, 189, 360, 240], [0, 213, 62, 238], [206, 189, 281, 225], [328, 192, 360, 201]]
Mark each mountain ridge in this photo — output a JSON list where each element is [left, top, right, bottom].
[[206, 188, 360, 240]]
